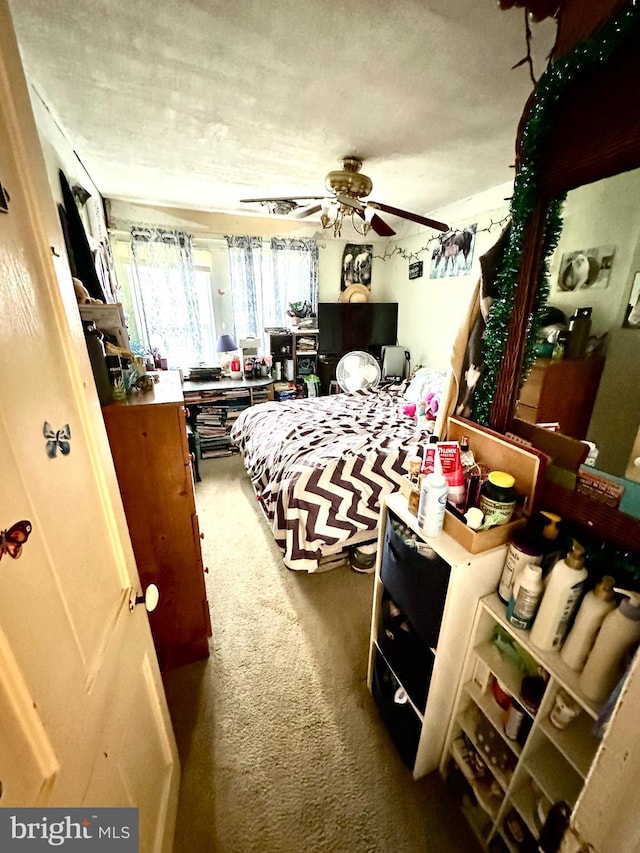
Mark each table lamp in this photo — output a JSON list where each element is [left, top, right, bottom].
[[216, 333, 242, 378]]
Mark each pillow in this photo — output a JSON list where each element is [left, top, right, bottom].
[[403, 368, 446, 403]]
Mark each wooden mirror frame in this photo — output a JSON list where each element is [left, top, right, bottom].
[[490, 0, 640, 550]]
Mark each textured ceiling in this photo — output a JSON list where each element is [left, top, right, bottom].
[[8, 0, 556, 227]]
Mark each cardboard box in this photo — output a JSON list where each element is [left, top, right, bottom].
[[442, 416, 545, 553]]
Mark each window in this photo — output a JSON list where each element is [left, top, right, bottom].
[[112, 239, 217, 370]]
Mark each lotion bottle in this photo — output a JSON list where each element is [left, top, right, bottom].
[[498, 521, 544, 604], [560, 575, 616, 672], [579, 588, 640, 704], [506, 564, 543, 630], [417, 473, 448, 537], [529, 541, 587, 652]]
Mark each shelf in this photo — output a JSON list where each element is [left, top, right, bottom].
[[444, 589, 605, 849], [537, 708, 599, 779], [464, 680, 522, 759], [508, 777, 542, 841], [523, 733, 583, 808], [458, 705, 514, 792], [481, 594, 601, 720], [474, 640, 529, 709], [450, 737, 503, 821]]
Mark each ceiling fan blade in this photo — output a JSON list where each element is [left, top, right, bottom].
[[368, 212, 396, 237], [368, 200, 449, 232], [351, 205, 396, 237], [336, 193, 364, 210], [239, 196, 323, 203], [291, 203, 322, 219]]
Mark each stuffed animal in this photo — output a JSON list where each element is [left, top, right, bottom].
[[401, 392, 439, 421]]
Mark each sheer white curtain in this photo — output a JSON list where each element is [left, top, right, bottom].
[[225, 235, 319, 343], [129, 227, 204, 368]]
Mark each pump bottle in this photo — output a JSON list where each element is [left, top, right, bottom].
[[529, 541, 587, 652], [579, 588, 640, 704], [560, 576, 616, 672]]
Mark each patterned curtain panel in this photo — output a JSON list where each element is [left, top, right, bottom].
[[225, 235, 263, 338], [225, 235, 319, 343], [269, 237, 319, 327], [130, 227, 203, 368]]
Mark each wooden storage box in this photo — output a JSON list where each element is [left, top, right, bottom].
[[442, 416, 545, 553]]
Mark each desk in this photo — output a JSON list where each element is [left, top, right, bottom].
[[182, 377, 274, 459]]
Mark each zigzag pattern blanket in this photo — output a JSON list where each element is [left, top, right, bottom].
[[230, 387, 433, 571]]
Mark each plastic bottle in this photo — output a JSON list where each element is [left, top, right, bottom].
[[564, 306, 592, 360], [421, 435, 439, 475], [579, 588, 640, 704], [538, 511, 563, 575], [417, 473, 448, 537], [560, 575, 616, 672], [529, 541, 588, 652], [498, 522, 545, 604], [479, 471, 516, 525], [506, 564, 543, 630]]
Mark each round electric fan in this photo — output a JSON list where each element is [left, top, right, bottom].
[[336, 351, 381, 392]]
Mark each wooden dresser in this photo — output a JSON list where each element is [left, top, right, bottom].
[[515, 357, 604, 440], [102, 371, 211, 669]]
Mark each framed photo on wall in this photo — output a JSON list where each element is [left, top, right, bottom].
[[555, 245, 615, 292]]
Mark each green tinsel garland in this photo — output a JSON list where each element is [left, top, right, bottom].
[[473, 1, 640, 424]]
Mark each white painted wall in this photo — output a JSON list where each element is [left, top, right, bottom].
[[547, 168, 640, 337], [380, 184, 513, 373]]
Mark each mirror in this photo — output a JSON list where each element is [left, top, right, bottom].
[[489, 3, 640, 549], [515, 168, 640, 515]]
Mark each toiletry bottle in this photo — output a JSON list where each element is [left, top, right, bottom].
[[417, 473, 448, 537], [579, 588, 640, 704], [421, 434, 439, 475], [459, 435, 476, 474], [565, 306, 592, 360], [560, 575, 616, 672], [498, 521, 545, 604], [529, 541, 588, 652], [479, 471, 516, 525], [506, 563, 544, 630], [538, 511, 562, 575]]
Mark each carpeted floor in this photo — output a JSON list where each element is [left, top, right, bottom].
[[163, 455, 480, 852]]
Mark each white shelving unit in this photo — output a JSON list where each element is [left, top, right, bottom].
[[366, 492, 508, 779], [440, 592, 604, 851]]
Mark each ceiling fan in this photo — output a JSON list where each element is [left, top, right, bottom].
[[240, 157, 449, 237]]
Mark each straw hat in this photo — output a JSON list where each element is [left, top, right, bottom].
[[339, 283, 371, 303]]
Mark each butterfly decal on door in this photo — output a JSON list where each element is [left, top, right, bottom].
[[0, 520, 33, 561], [43, 422, 71, 458]]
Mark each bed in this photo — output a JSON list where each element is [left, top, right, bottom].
[[230, 370, 446, 572]]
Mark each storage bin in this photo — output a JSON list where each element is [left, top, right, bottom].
[[443, 416, 545, 553], [380, 516, 450, 647], [377, 590, 434, 711], [371, 648, 423, 768]]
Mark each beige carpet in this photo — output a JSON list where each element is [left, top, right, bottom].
[[163, 455, 479, 853]]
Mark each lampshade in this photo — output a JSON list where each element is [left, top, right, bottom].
[[216, 333, 238, 353]]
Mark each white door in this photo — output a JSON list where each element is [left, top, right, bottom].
[[0, 5, 179, 852]]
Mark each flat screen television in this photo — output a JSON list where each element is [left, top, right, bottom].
[[317, 302, 398, 356]]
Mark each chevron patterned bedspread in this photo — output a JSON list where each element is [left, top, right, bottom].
[[230, 386, 432, 572]]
